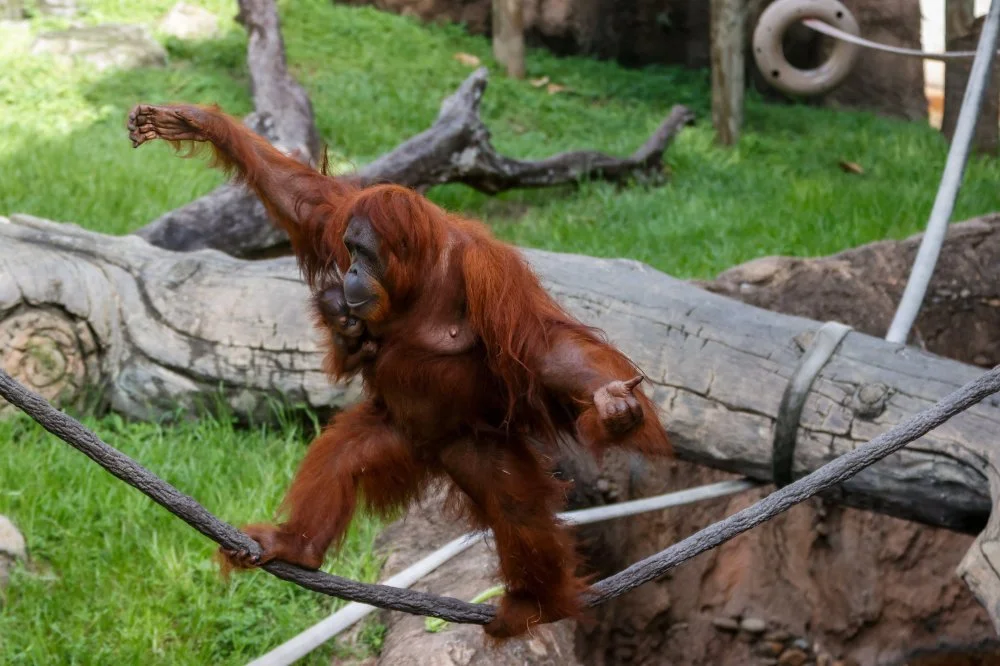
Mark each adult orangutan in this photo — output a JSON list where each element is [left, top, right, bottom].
[[127, 102, 672, 639]]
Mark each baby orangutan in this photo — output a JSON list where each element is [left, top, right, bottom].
[[127, 102, 672, 639]]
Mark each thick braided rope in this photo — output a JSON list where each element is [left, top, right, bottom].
[[2, 365, 999, 622]]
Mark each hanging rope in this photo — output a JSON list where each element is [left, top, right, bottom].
[[801, 18, 990, 61], [247, 479, 758, 666], [754, 0, 1000, 346], [3, 364, 999, 626]]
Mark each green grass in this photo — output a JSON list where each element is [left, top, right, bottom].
[[0, 411, 385, 665], [4, 0, 1000, 274], [3, 0, 1000, 663]]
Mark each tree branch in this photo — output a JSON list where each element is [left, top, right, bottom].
[[133, 65, 693, 256], [235, 0, 321, 160], [2, 363, 997, 624], [353, 68, 695, 193]]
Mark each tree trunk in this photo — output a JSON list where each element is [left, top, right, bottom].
[[0, 0, 22, 19], [491, 0, 525, 79], [7, 214, 1000, 662], [947, 0, 976, 42], [942, 14, 1000, 156], [710, 0, 745, 146], [2, 211, 998, 534]]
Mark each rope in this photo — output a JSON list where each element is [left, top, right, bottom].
[[247, 479, 758, 666], [758, 0, 1000, 345], [801, 18, 994, 61], [885, 0, 1000, 344], [3, 364, 999, 628], [772, 321, 852, 488], [586, 364, 1000, 605]]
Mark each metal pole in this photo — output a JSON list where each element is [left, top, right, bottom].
[[885, 0, 1000, 344]]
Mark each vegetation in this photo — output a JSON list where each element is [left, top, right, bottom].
[[0, 409, 385, 665], [2, 0, 1000, 663]]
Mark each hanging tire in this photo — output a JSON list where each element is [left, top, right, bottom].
[[752, 0, 861, 97]]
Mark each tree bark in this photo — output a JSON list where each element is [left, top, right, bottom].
[[7, 213, 1000, 650], [491, 0, 525, 79], [947, 0, 977, 42], [710, 0, 745, 146], [2, 211, 998, 534], [0, 0, 22, 19], [132, 68, 693, 258], [236, 0, 322, 161], [942, 14, 1000, 155]]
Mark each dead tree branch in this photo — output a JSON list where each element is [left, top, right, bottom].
[[133, 0, 694, 257], [134, 65, 693, 257], [235, 0, 322, 160]]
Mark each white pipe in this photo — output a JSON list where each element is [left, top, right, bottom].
[[246, 478, 758, 666], [886, 0, 1000, 344]]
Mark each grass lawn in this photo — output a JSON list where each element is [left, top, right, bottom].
[[2, 0, 1000, 664]]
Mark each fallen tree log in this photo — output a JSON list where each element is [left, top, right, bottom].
[[133, 0, 323, 256], [133, 67, 694, 258], [6, 213, 1000, 661], [129, 0, 693, 259], [1, 212, 996, 535]]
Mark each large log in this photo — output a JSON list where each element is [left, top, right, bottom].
[[5, 213, 1000, 657], [1, 212, 997, 534]]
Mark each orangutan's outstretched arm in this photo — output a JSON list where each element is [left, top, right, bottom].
[[127, 103, 345, 259]]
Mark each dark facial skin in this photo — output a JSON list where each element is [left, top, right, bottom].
[[324, 215, 476, 357], [342, 216, 389, 322]]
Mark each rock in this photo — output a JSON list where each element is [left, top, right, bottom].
[[765, 631, 791, 643], [778, 648, 810, 666], [158, 2, 219, 41], [36, 0, 77, 17], [740, 617, 767, 634], [711, 616, 740, 632], [0, 515, 26, 561], [31, 24, 167, 72], [756, 641, 786, 658], [0, 515, 26, 589]]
